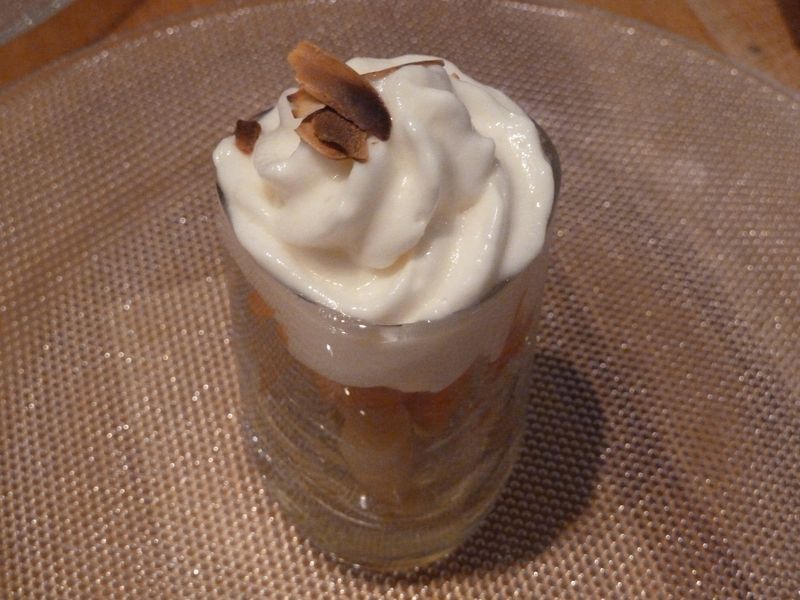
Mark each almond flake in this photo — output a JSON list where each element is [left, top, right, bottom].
[[363, 59, 445, 81], [234, 119, 261, 154], [287, 89, 325, 119], [288, 41, 391, 141], [296, 108, 369, 162]]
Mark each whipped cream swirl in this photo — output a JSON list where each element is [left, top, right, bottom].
[[214, 55, 554, 324]]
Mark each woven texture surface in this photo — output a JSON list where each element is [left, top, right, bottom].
[[2, 0, 799, 596]]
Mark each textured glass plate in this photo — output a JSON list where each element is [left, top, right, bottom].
[[0, 0, 74, 44], [1, 0, 798, 597]]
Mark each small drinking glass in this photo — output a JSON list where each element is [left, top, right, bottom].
[[216, 122, 559, 570]]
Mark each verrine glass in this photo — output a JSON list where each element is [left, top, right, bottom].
[[217, 122, 560, 570]]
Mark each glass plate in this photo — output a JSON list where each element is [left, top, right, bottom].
[[1, 0, 798, 596], [0, 0, 74, 44]]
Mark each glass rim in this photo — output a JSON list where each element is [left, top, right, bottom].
[[215, 115, 561, 331]]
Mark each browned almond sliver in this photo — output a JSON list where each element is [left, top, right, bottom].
[[287, 89, 325, 119], [313, 109, 369, 161], [363, 59, 445, 81], [296, 120, 346, 160], [288, 41, 391, 141], [234, 119, 261, 154], [296, 108, 369, 162]]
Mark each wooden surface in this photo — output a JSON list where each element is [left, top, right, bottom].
[[1, 0, 799, 90]]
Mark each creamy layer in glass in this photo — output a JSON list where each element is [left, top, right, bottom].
[[214, 42, 558, 569], [214, 43, 554, 391]]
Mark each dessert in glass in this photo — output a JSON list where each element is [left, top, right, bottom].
[[213, 42, 559, 570]]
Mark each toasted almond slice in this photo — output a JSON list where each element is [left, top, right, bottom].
[[296, 108, 369, 162], [234, 119, 261, 154], [288, 41, 391, 141], [313, 109, 369, 161], [287, 88, 325, 119], [363, 59, 445, 81], [297, 118, 347, 160]]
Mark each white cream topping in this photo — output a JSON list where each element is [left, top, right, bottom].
[[214, 55, 554, 325]]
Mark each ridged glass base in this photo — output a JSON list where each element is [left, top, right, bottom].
[[228, 268, 535, 569]]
